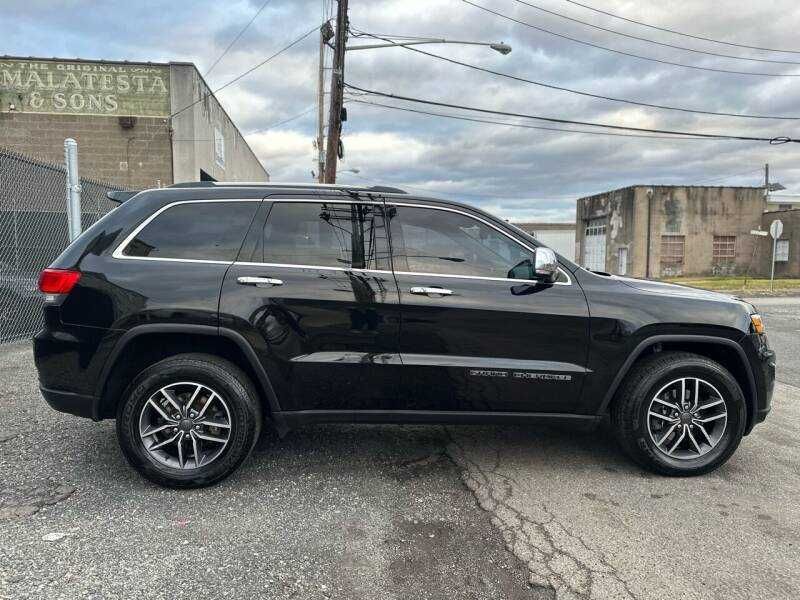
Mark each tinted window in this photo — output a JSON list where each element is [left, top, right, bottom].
[[124, 201, 258, 261], [262, 202, 390, 270], [389, 206, 536, 279]]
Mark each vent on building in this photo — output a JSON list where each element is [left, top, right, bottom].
[[118, 116, 137, 129]]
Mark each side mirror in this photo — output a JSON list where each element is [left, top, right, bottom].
[[533, 247, 558, 283]]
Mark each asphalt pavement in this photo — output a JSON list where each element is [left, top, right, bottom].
[[1, 298, 798, 599]]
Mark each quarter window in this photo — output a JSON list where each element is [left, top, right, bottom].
[[261, 202, 390, 270], [388, 206, 537, 280], [123, 201, 258, 261]]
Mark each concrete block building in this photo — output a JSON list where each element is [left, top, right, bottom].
[[0, 56, 268, 189], [575, 185, 799, 278], [759, 208, 800, 278]]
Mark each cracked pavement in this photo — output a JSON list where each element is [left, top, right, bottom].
[[446, 298, 800, 600], [0, 298, 798, 598]]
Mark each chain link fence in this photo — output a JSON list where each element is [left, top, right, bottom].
[[0, 147, 123, 343]]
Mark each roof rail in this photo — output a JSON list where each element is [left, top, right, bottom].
[[107, 190, 140, 204], [167, 181, 407, 194]]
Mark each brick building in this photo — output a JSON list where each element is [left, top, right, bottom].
[[0, 56, 268, 189], [575, 185, 799, 278]]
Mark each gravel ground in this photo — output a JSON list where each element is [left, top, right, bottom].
[[1, 299, 797, 599], [0, 342, 539, 600]]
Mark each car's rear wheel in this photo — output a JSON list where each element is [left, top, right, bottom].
[[116, 354, 261, 488], [612, 351, 747, 476]]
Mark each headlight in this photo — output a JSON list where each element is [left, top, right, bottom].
[[750, 313, 765, 335]]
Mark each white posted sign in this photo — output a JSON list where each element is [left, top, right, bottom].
[[770, 219, 783, 240]]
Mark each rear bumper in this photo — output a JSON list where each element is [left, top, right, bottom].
[[33, 323, 120, 420], [40, 386, 96, 419]]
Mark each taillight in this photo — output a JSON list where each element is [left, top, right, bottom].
[[38, 268, 81, 294]]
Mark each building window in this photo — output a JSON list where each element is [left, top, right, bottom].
[[660, 235, 685, 265], [585, 219, 606, 237], [712, 235, 736, 262]]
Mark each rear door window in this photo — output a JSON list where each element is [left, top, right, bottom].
[[122, 201, 259, 261], [260, 202, 391, 270]]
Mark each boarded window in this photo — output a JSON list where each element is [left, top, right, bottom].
[[712, 235, 736, 261], [660, 235, 685, 265], [776, 239, 789, 262]]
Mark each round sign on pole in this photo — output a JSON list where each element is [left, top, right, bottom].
[[770, 219, 783, 240]]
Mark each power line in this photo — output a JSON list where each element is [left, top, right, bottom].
[[205, 0, 272, 77], [344, 83, 800, 143], [353, 30, 798, 120], [170, 26, 318, 120], [510, 0, 800, 65], [461, 0, 800, 77], [693, 168, 764, 185], [560, 0, 800, 55], [348, 98, 704, 140], [339, 170, 522, 200], [247, 105, 317, 135]]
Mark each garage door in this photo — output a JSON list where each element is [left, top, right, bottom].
[[583, 219, 607, 272]]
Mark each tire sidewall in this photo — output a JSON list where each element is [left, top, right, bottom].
[[630, 360, 746, 475], [116, 357, 258, 488]]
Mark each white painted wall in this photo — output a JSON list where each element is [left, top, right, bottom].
[[529, 228, 576, 260]]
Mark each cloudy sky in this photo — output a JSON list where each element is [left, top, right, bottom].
[[6, 0, 800, 221]]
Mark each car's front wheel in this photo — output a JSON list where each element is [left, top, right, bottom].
[[612, 351, 747, 476], [116, 353, 262, 488]]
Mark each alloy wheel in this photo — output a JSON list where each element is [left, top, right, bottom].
[[646, 377, 728, 460], [138, 382, 232, 470]]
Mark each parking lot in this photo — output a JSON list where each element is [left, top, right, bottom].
[[1, 297, 798, 600]]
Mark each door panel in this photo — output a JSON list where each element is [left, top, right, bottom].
[[388, 204, 590, 413], [219, 200, 402, 411]]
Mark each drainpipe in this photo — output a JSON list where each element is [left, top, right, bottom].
[[645, 187, 654, 279]]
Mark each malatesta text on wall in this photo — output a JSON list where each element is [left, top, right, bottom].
[[0, 58, 170, 117]]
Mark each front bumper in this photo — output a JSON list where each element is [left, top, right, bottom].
[[744, 332, 775, 433]]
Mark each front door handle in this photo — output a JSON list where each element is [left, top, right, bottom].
[[410, 286, 453, 296], [237, 276, 284, 287]]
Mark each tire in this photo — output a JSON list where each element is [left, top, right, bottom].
[[116, 353, 262, 488], [611, 351, 747, 476]]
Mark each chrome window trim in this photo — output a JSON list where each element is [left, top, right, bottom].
[[235, 261, 393, 275], [387, 201, 572, 286], [233, 261, 569, 286], [111, 197, 572, 285], [111, 199, 261, 262]]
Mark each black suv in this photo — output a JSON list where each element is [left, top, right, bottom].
[[33, 182, 775, 487]]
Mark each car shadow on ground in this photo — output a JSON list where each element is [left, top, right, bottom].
[[73, 419, 638, 489]]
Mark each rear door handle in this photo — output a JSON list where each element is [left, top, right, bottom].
[[410, 286, 453, 296], [237, 276, 284, 287]]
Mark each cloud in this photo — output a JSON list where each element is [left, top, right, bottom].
[[4, 0, 800, 221]]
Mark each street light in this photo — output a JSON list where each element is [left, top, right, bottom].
[[346, 38, 512, 55]]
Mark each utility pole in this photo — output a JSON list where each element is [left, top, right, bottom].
[[316, 21, 333, 183], [323, 0, 348, 184]]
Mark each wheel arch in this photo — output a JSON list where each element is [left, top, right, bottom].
[[95, 325, 284, 431], [598, 335, 757, 432]]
